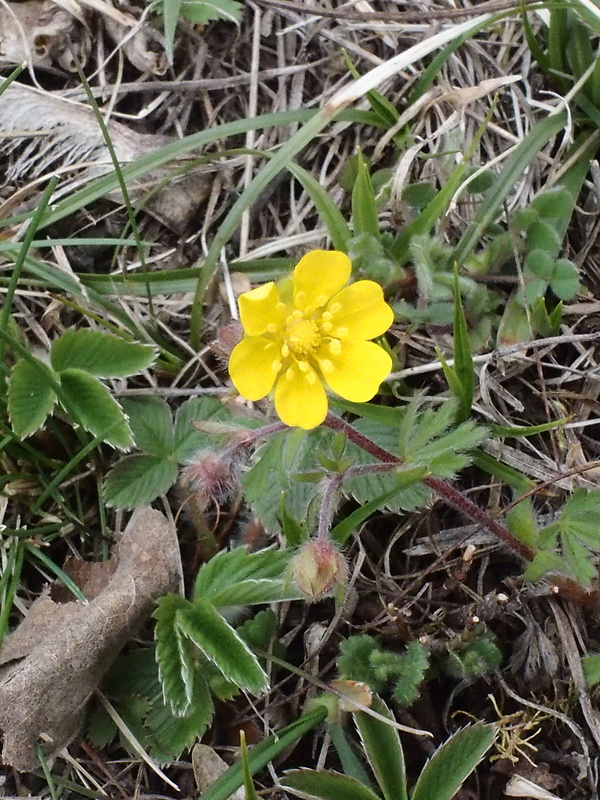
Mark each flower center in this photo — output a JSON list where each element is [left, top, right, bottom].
[[284, 316, 321, 357]]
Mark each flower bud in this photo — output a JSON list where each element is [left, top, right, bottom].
[[291, 539, 348, 602], [180, 448, 238, 509]]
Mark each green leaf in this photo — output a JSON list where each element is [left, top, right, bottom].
[[177, 599, 268, 694], [283, 769, 383, 800], [104, 454, 179, 509], [8, 358, 57, 437], [194, 546, 300, 606], [240, 732, 261, 800], [59, 369, 133, 449], [410, 723, 496, 800], [173, 396, 233, 461], [550, 258, 580, 300], [50, 329, 155, 377], [154, 594, 196, 715], [200, 708, 328, 800], [353, 697, 407, 800], [179, 0, 242, 25], [402, 182, 437, 209], [120, 396, 174, 457], [162, 0, 183, 63], [505, 498, 538, 550], [526, 219, 561, 254], [522, 550, 567, 583], [525, 249, 555, 279], [583, 653, 600, 687], [288, 163, 351, 252], [331, 467, 427, 545], [352, 150, 380, 239]]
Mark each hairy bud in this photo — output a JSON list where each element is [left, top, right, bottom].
[[180, 448, 238, 509], [291, 539, 348, 602]]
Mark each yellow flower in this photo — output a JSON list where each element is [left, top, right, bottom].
[[229, 250, 393, 429]]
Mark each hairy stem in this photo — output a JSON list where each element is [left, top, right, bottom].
[[324, 412, 534, 561]]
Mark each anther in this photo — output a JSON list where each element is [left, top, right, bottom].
[[334, 327, 349, 338], [321, 322, 333, 333], [329, 339, 342, 355], [298, 361, 309, 372], [320, 359, 334, 373], [329, 302, 342, 315], [272, 360, 282, 372], [266, 323, 278, 333]]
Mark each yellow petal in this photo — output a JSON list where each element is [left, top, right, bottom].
[[326, 281, 394, 340], [239, 282, 285, 336], [317, 340, 391, 402], [292, 251, 351, 312], [274, 361, 328, 429], [229, 337, 281, 400]]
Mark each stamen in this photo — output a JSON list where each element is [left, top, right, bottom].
[[285, 367, 295, 381], [292, 310, 303, 321], [306, 371, 317, 385], [272, 360, 282, 372], [320, 359, 334, 373], [329, 339, 342, 355], [282, 344, 290, 357], [297, 360, 309, 373], [321, 322, 333, 333], [334, 327, 349, 338], [322, 311, 333, 322], [295, 290, 306, 305], [315, 294, 328, 307], [276, 302, 286, 312], [266, 323, 278, 333], [329, 302, 342, 315]]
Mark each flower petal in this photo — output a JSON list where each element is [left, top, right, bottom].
[[325, 281, 394, 340], [317, 340, 392, 402], [229, 337, 281, 400], [239, 282, 285, 336], [274, 361, 328, 429], [292, 250, 351, 313]]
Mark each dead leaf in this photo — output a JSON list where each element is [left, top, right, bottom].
[[0, 83, 210, 232], [0, 506, 183, 771], [0, 1, 90, 71], [103, 16, 168, 75]]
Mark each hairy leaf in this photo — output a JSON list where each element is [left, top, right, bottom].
[[50, 329, 155, 377], [8, 358, 56, 438], [410, 723, 496, 800], [121, 396, 174, 457], [177, 599, 267, 694], [104, 455, 179, 508], [59, 368, 133, 449], [353, 697, 407, 800]]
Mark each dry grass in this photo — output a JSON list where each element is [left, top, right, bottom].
[[2, 1, 600, 799]]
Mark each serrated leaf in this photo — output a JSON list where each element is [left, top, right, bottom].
[[154, 595, 196, 716], [562, 533, 597, 586], [562, 488, 600, 516], [59, 368, 133, 448], [237, 609, 278, 651], [194, 547, 295, 604], [104, 455, 179, 508], [120, 396, 174, 456], [410, 723, 496, 800], [353, 697, 407, 800], [177, 599, 267, 694], [8, 358, 57, 437], [173, 396, 233, 461], [522, 550, 566, 583], [146, 671, 213, 762], [50, 329, 155, 377], [283, 769, 383, 800]]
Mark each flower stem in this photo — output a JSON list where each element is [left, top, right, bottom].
[[323, 412, 534, 562]]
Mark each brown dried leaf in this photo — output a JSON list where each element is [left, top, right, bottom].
[[0, 506, 183, 771], [0, 83, 210, 232], [0, 1, 90, 71]]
